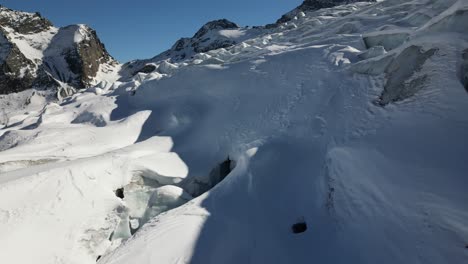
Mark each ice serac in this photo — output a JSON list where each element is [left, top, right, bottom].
[[379, 45, 437, 105], [0, 7, 118, 95], [2, 0, 468, 264]]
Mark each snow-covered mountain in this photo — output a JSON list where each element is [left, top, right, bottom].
[[1, 0, 468, 264], [0, 6, 119, 97], [120, 19, 265, 80], [276, 0, 376, 24]]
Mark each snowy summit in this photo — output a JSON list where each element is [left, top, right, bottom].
[[0, 0, 467, 264]]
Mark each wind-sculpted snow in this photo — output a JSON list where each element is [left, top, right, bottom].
[[1, 0, 468, 264]]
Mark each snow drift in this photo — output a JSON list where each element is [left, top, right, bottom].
[[0, 0, 467, 264]]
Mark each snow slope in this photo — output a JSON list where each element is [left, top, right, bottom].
[[1, 0, 468, 264]]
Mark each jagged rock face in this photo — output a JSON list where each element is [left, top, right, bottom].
[[43, 25, 114, 88], [277, 0, 375, 24], [77, 28, 113, 85], [0, 7, 116, 95], [0, 6, 52, 34], [193, 19, 238, 39], [171, 19, 240, 58], [190, 19, 239, 53], [123, 19, 240, 77], [0, 31, 36, 93], [169, 19, 240, 57]]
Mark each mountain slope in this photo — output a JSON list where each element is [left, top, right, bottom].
[[120, 19, 263, 80], [0, 6, 119, 96], [0, 0, 467, 264]]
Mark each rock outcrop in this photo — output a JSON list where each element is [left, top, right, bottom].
[[0, 6, 117, 95], [160, 19, 240, 61], [122, 19, 240, 78], [276, 0, 376, 24], [43, 25, 115, 88], [0, 30, 37, 93], [0, 6, 52, 34]]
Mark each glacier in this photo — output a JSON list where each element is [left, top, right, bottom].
[[0, 0, 468, 264]]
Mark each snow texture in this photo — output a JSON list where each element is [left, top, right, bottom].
[[1, 0, 468, 264]]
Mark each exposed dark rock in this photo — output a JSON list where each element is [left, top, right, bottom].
[[461, 49, 468, 92], [292, 220, 308, 234], [43, 25, 115, 89], [0, 31, 36, 94], [0, 6, 52, 34], [193, 38, 236, 53], [379, 45, 437, 105], [173, 38, 190, 52], [277, 0, 376, 24], [193, 19, 239, 39], [132, 64, 156, 76], [0, 7, 116, 95], [78, 27, 114, 85], [120, 19, 240, 77], [115, 188, 124, 199]]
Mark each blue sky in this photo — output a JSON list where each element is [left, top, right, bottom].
[[0, 0, 302, 62]]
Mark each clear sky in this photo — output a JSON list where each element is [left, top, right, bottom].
[[0, 0, 302, 62]]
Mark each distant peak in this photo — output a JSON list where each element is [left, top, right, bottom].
[[193, 19, 239, 38], [0, 5, 53, 34]]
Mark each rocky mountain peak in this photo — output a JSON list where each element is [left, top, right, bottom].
[[122, 19, 241, 76], [193, 19, 239, 39], [0, 6, 52, 34], [43, 24, 116, 89], [0, 7, 118, 96], [277, 0, 376, 24]]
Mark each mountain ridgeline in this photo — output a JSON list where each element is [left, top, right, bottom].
[[0, 6, 116, 96], [0, 1, 376, 96]]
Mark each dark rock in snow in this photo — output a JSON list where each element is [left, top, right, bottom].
[[43, 25, 115, 89], [0, 7, 116, 95], [193, 19, 239, 39], [0, 31, 36, 94], [277, 0, 376, 24], [115, 188, 124, 199], [132, 64, 156, 76], [120, 19, 240, 78], [0, 6, 52, 34], [461, 49, 468, 92], [292, 221, 308, 234]]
